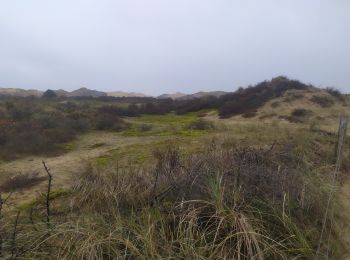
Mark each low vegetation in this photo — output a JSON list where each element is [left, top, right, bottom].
[[0, 77, 349, 259], [310, 95, 334, 107], [218, 76, 309, 118], [0, 99, 126, 159], [0, 77, 344, 161], [0, 172, 46, 192], [0, 130, 346, 258]]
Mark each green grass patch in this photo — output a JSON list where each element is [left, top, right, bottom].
[[57, 142, 76, 152], [95, 155, 112, 166], [105, 137, 205, 167], [170, 129, 208, 137], [123, 112, 213, 137], [19, 188, 71, 210], [122, 124, 154, 137], [136, 113, 198, 126], [109, 143, 154, 166], [122, 127, 208, 138]]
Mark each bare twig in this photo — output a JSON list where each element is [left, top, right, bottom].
[[268, 140, 277, 152], [42, 161, 52, 227]]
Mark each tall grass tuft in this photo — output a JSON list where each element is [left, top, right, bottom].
[[0, 138, 341, 259]]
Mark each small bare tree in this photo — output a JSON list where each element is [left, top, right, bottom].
[[42, 161, 52, 227]]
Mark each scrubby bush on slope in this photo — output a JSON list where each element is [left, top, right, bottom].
[[0, 99, 125, 159], [218, 76, 309, 118]]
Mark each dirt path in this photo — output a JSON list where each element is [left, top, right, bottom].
[[0, 131, 157, 203]]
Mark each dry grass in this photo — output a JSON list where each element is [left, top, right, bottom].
[[0, 133, 342, 259], [256, 89, 350, 129], [0, 172, 46, 193]]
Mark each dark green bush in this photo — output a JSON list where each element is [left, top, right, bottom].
[[95, 113, 125, 131], [0, 98, 124, 159], [242, 112, 257, 118], [218, 76, 309, 118], [326, 87, 344, 100], [291, 108, 311, 117]]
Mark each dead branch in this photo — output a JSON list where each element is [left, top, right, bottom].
[[42, 161, 52, 227]]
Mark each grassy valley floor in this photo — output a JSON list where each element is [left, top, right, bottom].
[[0, 111, 349, 258]]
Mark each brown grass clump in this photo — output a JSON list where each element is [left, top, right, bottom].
[[0, 172, 46, 192], [283, 93, 304, 103], [242, 112, 257, 118], [270, 101, 280, 108], [291, 108, 312, 117], [310, 95, 334, 107], [187, 118, 214, 130]]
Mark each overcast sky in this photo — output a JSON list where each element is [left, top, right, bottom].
[[0, 0, 349, 95]]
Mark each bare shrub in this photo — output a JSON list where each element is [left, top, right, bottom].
[[326, 87, 344, 101], [291, 108, 312, 117], [310, 95, 334, 107], [278, 115, 303, 123], [242, 112, 257, 118], [283, 93, 304, 102], [187, 119, 214, 130], [259, 113, 277, 119]]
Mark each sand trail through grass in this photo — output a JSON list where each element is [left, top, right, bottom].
[[0, 131, 159, 204]]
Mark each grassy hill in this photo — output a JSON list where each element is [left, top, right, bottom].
[[222, 86, 348, 126], [0, 77, 349, 258]]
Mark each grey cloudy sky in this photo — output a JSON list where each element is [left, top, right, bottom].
[[0, 0, 349, 95]]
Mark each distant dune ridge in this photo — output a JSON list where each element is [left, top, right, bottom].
[[157, 92, 187, 99], [0, 87, 143, 98], [177, 91, 229, 100], [54, 89, 70, 97], [107, 91, 147, 97], [0, 88, 43, 97], [0, 87, 232, 99], [0, 77, 343, 101], [157, 91, 230, 100], [67, 87, 107, 97]]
